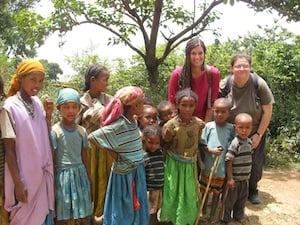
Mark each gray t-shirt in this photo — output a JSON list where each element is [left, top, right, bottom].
[[220, 74, 274, 132]]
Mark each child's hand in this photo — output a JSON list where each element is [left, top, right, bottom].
[[43, 97, 54, 116], [15, 180, 28, 203], [227, 178, 235, 190], [209, 146, 223, 156], [251, 134, 261, 149]]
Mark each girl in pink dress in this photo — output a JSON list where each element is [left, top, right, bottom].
[[0, 59, 54, 225]]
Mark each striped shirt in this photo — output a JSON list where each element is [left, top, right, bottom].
[[144, 149, 164, 190], [91, 115, 144, 173], [226, 136, 252, 181]]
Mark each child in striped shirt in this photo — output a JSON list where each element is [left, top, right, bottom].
[[143, 124, 164, 225], [221, 113, 253, 225]]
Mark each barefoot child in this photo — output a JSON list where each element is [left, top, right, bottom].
[[88, 86, 149, 225], [51, 88, 92, 225], [199, 98, 235, 220], [221, 113, 253, 225], [160, 88, 205, 225]]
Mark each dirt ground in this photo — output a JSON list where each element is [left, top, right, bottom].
[[199, 169, 300, 225], [53, 169, 300, 225]]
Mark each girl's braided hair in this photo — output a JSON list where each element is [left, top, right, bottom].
[[83, 64, 108, 91], [175, 88, 198, 105]]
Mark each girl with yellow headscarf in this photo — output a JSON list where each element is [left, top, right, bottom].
[[0, 59, 55, 225]]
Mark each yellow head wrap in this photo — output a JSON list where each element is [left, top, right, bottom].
[[7, 59, 45, 97]]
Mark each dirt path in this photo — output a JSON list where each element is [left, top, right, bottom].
[[244, 169, 300, 225], [199, 169, 300, 225]]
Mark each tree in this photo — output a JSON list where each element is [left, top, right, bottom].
[[0, 0, 50, 57], [239, 0, 300, 22], [48, 0, 299, 88], [50, 0, 223, 87], [40, 59, 63, 81]]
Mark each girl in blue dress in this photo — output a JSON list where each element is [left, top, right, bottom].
[[51, 88, 92, 225], [88, 86, 149, 225]]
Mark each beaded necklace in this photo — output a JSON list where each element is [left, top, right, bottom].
[[177, 115, 194, 126], [17, 92, 34, 118]]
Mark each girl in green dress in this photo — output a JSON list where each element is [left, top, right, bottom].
[[160, 88, 205, 225]]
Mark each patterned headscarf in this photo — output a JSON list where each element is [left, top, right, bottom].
[[179, 37, 206, 90], [101, 86, 144, 126], [56, 88, 80, 106], [7, 59, 45, 97]]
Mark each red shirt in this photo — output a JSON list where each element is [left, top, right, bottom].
[[168, 66, 220, 120]]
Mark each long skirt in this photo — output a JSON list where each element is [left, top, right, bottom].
[[55, 164, 92, 220], [103, 163, 149, 225], [88, 144, 114, 217], [160, 155, 200, 225]]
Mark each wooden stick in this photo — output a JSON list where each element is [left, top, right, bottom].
[[195, 150, 221, 225]]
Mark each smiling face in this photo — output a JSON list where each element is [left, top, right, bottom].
[[230, 56, 251, 82], [19, 71, 45, 99], [190, 45, 205, 68]]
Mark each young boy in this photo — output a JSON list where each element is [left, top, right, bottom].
[[143, 124, 164, 225], [156, 100, 176, 127], [199, 98, 235, 220], [221, 113, 253, 225]]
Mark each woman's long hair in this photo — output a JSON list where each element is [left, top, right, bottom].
[[178, 37, 206, 90]]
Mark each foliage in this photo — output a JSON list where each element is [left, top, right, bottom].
[[102, 25, 300, 166], [239, 0, 300, 22], [206, 26, 300, 166], [49, 0, 222, 85], [40, 59, 63, 81], [109, 44, 184, 105], [47, 0, 299, 88], [0, 0, 50, 57], [266, 128, 300, 168]]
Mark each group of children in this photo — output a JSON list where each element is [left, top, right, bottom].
[[0, 59, 254, 225], [140, 91, 253, 225]]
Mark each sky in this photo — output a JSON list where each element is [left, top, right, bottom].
[[36, 1, 300, 78]]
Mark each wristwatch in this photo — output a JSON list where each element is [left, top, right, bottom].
[[256, 131, 263, 138]]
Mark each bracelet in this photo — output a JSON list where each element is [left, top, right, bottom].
[[256, 131, 263, 138]]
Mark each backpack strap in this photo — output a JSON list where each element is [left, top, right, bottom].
[[205, 65, 212, 108], [224, 74, 233, 97], [251, 72, 261, 108]]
